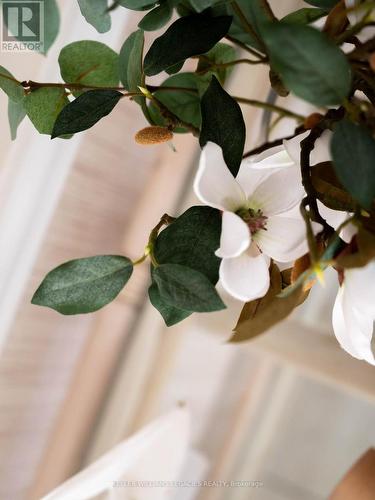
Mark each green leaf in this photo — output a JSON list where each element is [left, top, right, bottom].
[[311, 161, 357, 212], [0, 66, 23, 102], [197, 42, 237, 88], [138, 2, 172, 31], [119, 29, 145, 106], [78, 0, 111, 33], [32, 255, 133, 314], [59, 41, 119, 94], [304, 0, 338, 7], [231, 264, 308, 342], [43, 0, 60, 54], [165, 61, 185, 75], [118, 0, 157, 9], [331, 120, 375, 209], [217, 0, 273, 53], [149, 282, 191, 326], [154, 206, 222, 283], [263, 22, 351, 106], [8, 98, 26, 140], [143, 14, 232, 76], [149, 73, 202, 131], [25, 88, 69, 135], [153, 263, 225, 312], [200, 75, 245, 176], [52, 89, 122, 138], [282, 7, 328, 25]]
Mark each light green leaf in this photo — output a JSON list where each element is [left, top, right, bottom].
[[25, 87, 69, 135], [263, 22, 351, 106], [144, 14, 232, 76], [59, 41, 119, 93], [331, 120, 375, 209], [119, 29, 144, 106], [149, 72, 202, 131], [154, 206, 222, 283], [282, 7, 328, 25], [138, 2, 172, 31], [200, 75, 245, 176], [0, 65, 23, 102], [8, 98, 26, 140], [153, 263, 225, 312], [149, 282, 191, 326], [118, 0, 157, 9], [78, 0, 111, 33], [43, 0, 60, 54], [52, 90, 122, 138], [32, 255, 133, 314], [197, 42, 237, 89]]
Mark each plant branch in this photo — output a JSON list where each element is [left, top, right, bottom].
[[230, 1, 267, 53], [234, 96, 305, 121]]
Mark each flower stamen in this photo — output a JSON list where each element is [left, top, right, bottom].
[[237, 208, 268, 235]]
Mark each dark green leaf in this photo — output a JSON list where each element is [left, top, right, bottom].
[[32, 255, 133, 314], [52, 89, 122, 138], [25, 88, 69, 135], [263, 22, 351, 106], [149, 73, 202, 131], [154, 206, 222, 283], [8, 98, 26, 140], [149, 283, 191, 326], [165, 61, 185, 75], [78, 0, 111, 33], [153, 263, 225, 312], [119, 29, 145, 106], [144, 14, 232, 76], [282, 7, 328, 25], [331, 120, 375, 209], [0, 66, 23, 102], [304, 0, 338, 7], [59, 41, 119, 94], [200, 75, 245, 176], [138, 2, 172, 31]]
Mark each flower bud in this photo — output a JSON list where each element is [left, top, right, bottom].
[[304, 113, 324, 130], [135, 126, 173, 145], [369, 53, 375, 72]]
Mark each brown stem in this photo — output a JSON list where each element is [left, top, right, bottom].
[[234, 96, 305, 121]]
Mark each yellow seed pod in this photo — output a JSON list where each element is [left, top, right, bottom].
[[135, 126, 173, 145]]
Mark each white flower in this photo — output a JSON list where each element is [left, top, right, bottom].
[[249, 130, 332, 171], [194, 142, 312, 302], [333, 260, 375, 365]]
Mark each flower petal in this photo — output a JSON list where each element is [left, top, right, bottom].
[[250, 167, 304, 216], [215, 211, 251, 259], [249, 144, 295, 169], [345, 261, 375, 317], [333, 284, 375, 365], [256, 216, 308, 262], [317, 201, 356, 244], [236, 160, 275, 198], [194, 142, 246, 211], [284, 130, 332, 166], [219, 245, 270, 302], [283, 131, 308, 165]]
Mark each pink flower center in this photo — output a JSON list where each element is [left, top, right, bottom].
[[237, 208, 268, 235]]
